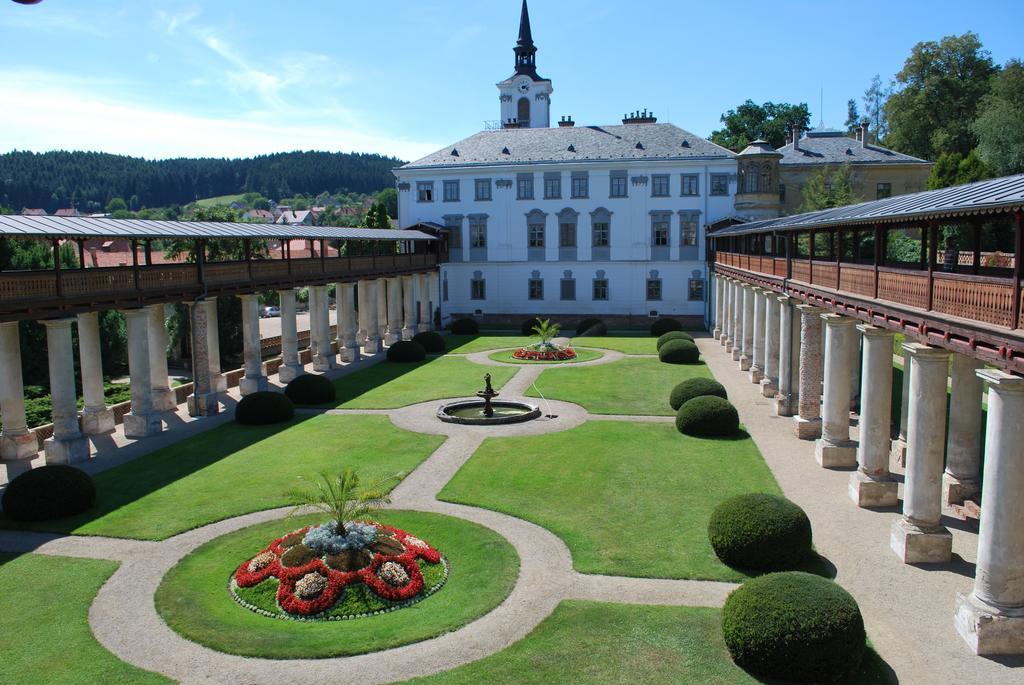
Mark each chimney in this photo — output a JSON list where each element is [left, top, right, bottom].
[[622, 109, 658, 125], [860, 121, 869, 148], [558, 115, 575, 127], [792, 125, 801, 151]]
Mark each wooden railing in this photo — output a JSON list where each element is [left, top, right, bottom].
[[837, 263, 875, 298], [877, 268, 929, 311], [810, 261, 838, 290], [932, 272, 1015, 328]]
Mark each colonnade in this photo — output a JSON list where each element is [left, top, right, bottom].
[[712, 271, 1024, 656], [0, 272, 438, 465]]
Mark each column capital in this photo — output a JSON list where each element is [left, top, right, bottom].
[[857, 323, 894, 337], [239, 293, 260, 303], [820, 313, 856, 327], [902, 342, 950, 361], [40, 317, 75, 329], [796, 304, 825, 314], [775, 294, 793, 304], [976, 369, 1024, 392]]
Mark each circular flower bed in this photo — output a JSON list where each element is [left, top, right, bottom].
[[512, 346, 578, 361], [230, 521, 447, 621]]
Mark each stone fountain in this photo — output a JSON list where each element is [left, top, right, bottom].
[[437, 373, 541, 425]]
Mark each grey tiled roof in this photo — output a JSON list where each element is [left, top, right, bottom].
[[779, 129, 930, 167], [401, 123, 735, 169]]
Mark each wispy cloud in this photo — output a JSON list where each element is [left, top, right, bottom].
[[155, 8, 199, 35]]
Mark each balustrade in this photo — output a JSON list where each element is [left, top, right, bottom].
[[931, 273, 1015, 328], [838, 263, 875, 298], [811, 261, 838, 290], [878, 269, 929, 310]]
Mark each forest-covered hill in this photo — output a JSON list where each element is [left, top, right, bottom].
[[0, 149, 404, 212]]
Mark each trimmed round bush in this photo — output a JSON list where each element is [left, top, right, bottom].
[[450, 318, 479, 335], [658, 338, 700, 364], [707, 493, 812, 571], [675, 395, 739, 437], [575, 318, 607, 336], [412, 331, 445, 354], [723, 572, 866, 683], [1, 465, 95, 521], [650, 317, 684, 337], [669, 377, 727, 411], [235, 391, 295, 425], [284, 374, 337, 405], [386, 340, 427, 363], [520, 317, 542, 336], [656, 330, 695, 350]]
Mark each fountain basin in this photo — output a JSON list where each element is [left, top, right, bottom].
[[437, 400, 542, 425]]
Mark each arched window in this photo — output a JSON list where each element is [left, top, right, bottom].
[[518, 97, 530, 126]]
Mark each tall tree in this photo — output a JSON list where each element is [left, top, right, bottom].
[[709, 100, 811, 151], [927, 150, 993, 189], [973, 59, 1024, 176], [799, 164, 858, 212], [884, 32, 997, 160], [862, 74, 891, 144], [844, 99, 862, 136], [375, 188, 398, 219]]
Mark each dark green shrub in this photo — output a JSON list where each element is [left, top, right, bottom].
[[650, 317, 684, 336], [412, 331, 445, 354], [1, 465, 95, 521], [235, 391, 295, 425], [658, 339, 700, 364], [675, 395, 739, 437], [284, 374, 337, 405], [575, 318, 607, 336], [669, 377, 727, 411], [722, 572, 866, 683], [656, 331, 694, 350], [520, 317, 542, 336], [450, 318, 479, 335], [386, 340, 427, 363], [708, 493, 812, 570]]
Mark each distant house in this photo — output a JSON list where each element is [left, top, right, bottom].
[[53, 208, 81, 217], [78, 239, 187, 268], [242, 209, 275, 222], [275, 210, 313, 226], [20, 208, 46, 216]]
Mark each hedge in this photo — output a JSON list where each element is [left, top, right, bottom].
[[235, 391, 295, 425], [520, 318, 543, 336], [386, 340, 427, 363], [707, 493, 812, 571], [450, 318, 479, 335], [1, 465, 96, 521], [669, 377, 727, 411], [650, 317, 684, 336], [675, 395, 739, 437], [412, 331, 445, 354], [284, 374, 337, 405], [658, 339, 700, 364], [656, 331, 694, 350], [722, 572, 866, 683], [575, 318, 607, 336]]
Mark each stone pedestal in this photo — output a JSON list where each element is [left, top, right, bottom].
[[815, 314, 857, 468], [890, 517, 953, 564], [793, 305, 824, 440], [278, 289, 303, 383], [186, 300, 220, 418], [76, 311, 116, 435], [123, 308, 165, 436], [849, 325, 898, 508]]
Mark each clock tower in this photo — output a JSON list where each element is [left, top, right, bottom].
[[497, 0, 552, 128]]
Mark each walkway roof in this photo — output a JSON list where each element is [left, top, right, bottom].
[[0, 215, 437, 241], [712, 173, 1024, 236]]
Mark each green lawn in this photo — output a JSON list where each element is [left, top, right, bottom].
[[0, 553, 171, 685], [439, 420, 780, 581], [0, 415, 443, 540], [194, 193, 245, 207], [527, 357, 713, 416], [156, 510, 519, 659], [486, 348, 604, 365], [330, 356, 517, 408], [445, 335, 657, 355]]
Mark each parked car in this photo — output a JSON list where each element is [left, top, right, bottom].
[[260, 306, 280, 318]]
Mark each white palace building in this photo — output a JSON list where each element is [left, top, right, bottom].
[[395, 1, 740, 328]]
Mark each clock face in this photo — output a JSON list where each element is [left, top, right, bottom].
[[517, 81, 530, 94]]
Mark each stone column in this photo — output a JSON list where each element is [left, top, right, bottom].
[[955, 371, 1024, 655], [720, 278, 731, 348], [794, 305, 824, 439], [41, 319, 89, 463], [356, 280, 369, 347], [310, 285, 335, 372], [402, 275, 417, 339], [713, 275, 723, 340], [385, 278, 403, 344], [849, 325, 898, 507], [147, 304, 175, 411], [815, 314, 857, 467], [891, 344, 912, 464], [205, 298, 226, 393], [337, 282, 360, 363], [731, 281, 742, 359], [739, 284, 754, 370], [417, 273, 432, 332], [277, 289, 303, 383], [0, 322, 37, 459], [761, 292, 780, 397], [186, 300, 220, 417], [849, 326, 862, 411], [376, 277, 389, 342], [362, 280, 382, 354], [891, 343, 952, 564], [123, 308, 164, 436], [76, 311, 115, 435], [238, 294, 269, 395], [943, 354, 984, 505], [775, 295, 799, 416], [749, 288, 766, 383]]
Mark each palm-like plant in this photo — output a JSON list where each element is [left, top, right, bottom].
[[288, 468, 402, 536], [530, 318, 561, 345]]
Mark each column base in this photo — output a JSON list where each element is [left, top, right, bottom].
[[0, 431, 38, 460], [240, 376, 269, 396], [340, 345, 360, 363], [80, 407, 116, 435], [759, 379, 778, 398], [721, 336, 729, 348], [748, 366, 764, 384], [312, 355, 336, 373], [955, 592, 1024, 655], [43, 434, 89, 464], [731, 347, 740, 361], [401, 326, 415, 341], [278, 363, 303, 384], [364, 337, 382, 355], [123, 412, 164, 438], [890, 517, 952, 564], [385, 331, 402, 345], [848, 471, 899, 508], [712, 327, 721, 339], [739, 355, 751, 371], [794, 416, 822, 440], [815, 438, 857, 468], [187, 393, 220, 418], [942, 472, 981, 506], [775, 394, 796, 417], [211, 376, 227, 393], [151, 387, 177, 412], [417, 323, 431, 333], [890, 438, 907, 469]]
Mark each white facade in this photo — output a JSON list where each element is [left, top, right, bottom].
[[497, 75, 552, 129]]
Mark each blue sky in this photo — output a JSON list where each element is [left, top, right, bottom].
[[0, 0, 1020, 162]]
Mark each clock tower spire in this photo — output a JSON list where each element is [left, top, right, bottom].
[[497, 0, 553, 128]]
